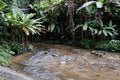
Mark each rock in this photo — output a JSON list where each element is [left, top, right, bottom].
[[60, 61, 66, 65], [10, 51, 15, 55], [44, 52, 48, 54], [52, 54, 58, 57], [91, 51, 103, 57]]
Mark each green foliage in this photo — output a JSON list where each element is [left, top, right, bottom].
[[0, 1, 7, 11], [4, 6, 45, 36], [0, 0, 120, 52], [80, 39, 91, 49], [74, 20, 117, 37], [98, 20, 117, 36], [0, 41, 33, 66], [105, 1, 120, 17], [30, 0, 67, 34], [12, 0, 33, 6], [41, 0, 64, 10], [0, 45, 12, 66], [27, 44, 33, 52], [2, 41, 33, 54], [79, 39, 120, 52], [2, 41, 22, 54], [95, 40, 120, 52]]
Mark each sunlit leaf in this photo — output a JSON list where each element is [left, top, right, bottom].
[[0, 1, 7, 11], [98, 31, 102, 35], [103, 30, 107, 36], [77, 1, 96, 13], [22, 27, 30, 36], [50, 24, 55, 32], [73, 24, 82, 31], [83, 23, 88, 31]]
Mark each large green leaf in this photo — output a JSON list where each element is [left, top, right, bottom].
[[0, 1, 7, 11], [103, 30, 107, 36], [56, 26, 60, 33], [99, 20, 104, 27], [22, 27, 30, 36], [73, 24, 82, 31], [24, 13, 35, 22], [83, 23, 88, 31], [50, 24, 55, 32], [77, 1, 96, 13], [109, 20, 112, 27], [98, 31, 102, 35], [89, 27, 94, 32], [107, 31, 113, 36], [94, 29, 98, 34]]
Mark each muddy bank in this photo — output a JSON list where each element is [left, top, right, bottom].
[[1, 43, 120, 80]]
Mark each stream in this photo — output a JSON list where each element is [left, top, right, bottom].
[[0, 43, 120, 80]]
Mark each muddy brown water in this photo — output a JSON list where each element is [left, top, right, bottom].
[[10, 43, 120, 80]]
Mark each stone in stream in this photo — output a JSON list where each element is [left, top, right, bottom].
[[91, 51, 105, 57], [52, 54, 58, 57], [60, 61, 66, 65]]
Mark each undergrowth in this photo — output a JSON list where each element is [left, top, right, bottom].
[[80, 39, 120, 52], [0, 41, 33, 66]]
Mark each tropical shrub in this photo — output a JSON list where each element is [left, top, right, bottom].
[[80, 39, 91, 49], [74, 20, 117, 38], [0, 45, 12, 66], [95, 40, 120, 52], [1, 5, 45, 47], [2, 41, 33, 54]]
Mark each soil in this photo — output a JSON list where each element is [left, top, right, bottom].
[[0, 43, 120, 80]]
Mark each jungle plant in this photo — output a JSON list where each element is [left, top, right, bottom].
[[1, 41, 33, 54], [0, 1, 7, 11], [0, 1, 7, 41], [95, 40, 120, 52], [74, 20, 117, 39], [80, 39, 91, 49], [12, 0, 31, 6], [97, 20, 117, 37], [2, 6, 45, 47], [31, 0, 68, 40], [0, 45, 12, 66], [77, 0, 104, 12]]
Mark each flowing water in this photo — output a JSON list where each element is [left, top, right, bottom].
[[1, 43, 120, 80]]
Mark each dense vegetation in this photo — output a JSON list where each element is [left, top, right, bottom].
[[0, 0, 120, 66]]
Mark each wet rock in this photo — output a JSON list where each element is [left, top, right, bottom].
[[91, 51, 105, 57], [44, 51, 48, 54], [52, 54, 58, 57], [60, 61, 66, 65], [10, 51, 15, 55]]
